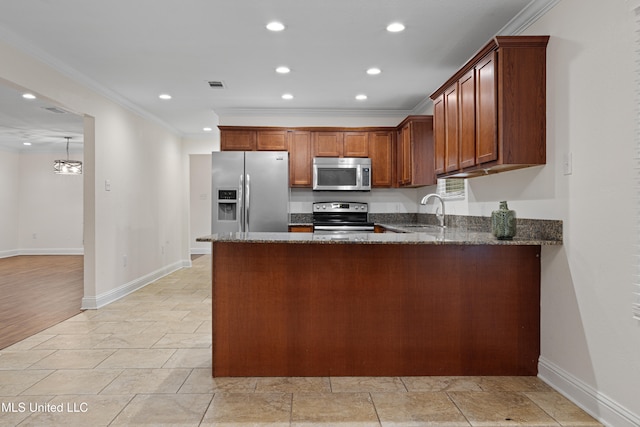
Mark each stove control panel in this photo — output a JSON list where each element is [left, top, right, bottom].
[[313, 202, 368, 213]]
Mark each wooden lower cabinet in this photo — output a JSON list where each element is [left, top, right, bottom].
[[211, 242, 540, 377], [288, 225, 313, 232]]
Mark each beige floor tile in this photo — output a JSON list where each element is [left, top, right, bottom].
[[96, 348, 177, 368], [402, 376, 484, 392], [256, 376, 331, 393], [28, 349, 116, 370], [90, 320, 156, 334], [137, 310, 191, 322], [143, 319, 205, 334], [18, 394, 134, 427], [179, 370, 257, 393], [448, 391, 560, 426], [524, 392, 603, 426], [372, 392, 471, 426], [292, 392, 380, 426], [88, 310, 140, 322], [21, 369, 122, 395], [100, 368, 191, 394], [163, 348, 212, 369], [201, 392, 291, 426], [0, 369, 53, 395], [477, 376, 554, 392], [0, 350, 55, 369], [331, 376, 407, 392], [32, 333, 111, 350], [152, 333, 211, 348], [110, 393, 212, 426], [92, 331, 166, 349], [195, 320, 212, 334]]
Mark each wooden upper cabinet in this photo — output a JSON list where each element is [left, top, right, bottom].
[[433, 95, 445, 175], [257, 130, 288, 151], [430, 35, 549, 178], [475, 51, 497, 164], [369, 131, 393, 187], [220, 129, 256, 151], [312, 131, 343, 157], [289, 131, 312, 187], [459, 69, 476, 169], [343, 132, 369, 157], [444, 83, 459, 173], [396, 116, 435, 187]]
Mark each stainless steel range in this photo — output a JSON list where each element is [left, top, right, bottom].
[[312, 202, 374, 233]]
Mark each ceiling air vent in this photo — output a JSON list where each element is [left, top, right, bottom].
[[208, 81, 225, 89], [43, 106, 69, 114]]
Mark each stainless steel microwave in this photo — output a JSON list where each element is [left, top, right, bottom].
[[312, 157, 371, 191]]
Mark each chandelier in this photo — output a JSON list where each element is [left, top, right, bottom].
[[53, 137, 82, 175]]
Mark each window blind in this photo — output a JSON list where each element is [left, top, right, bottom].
[[436, 178, 466, 200]]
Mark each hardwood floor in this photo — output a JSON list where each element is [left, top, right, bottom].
[[0, 255, 83, 350]]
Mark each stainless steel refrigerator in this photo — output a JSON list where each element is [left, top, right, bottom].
[[211, 151, 289, 233]]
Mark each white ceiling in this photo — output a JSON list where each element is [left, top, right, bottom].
[[0, 0, 556, 151]]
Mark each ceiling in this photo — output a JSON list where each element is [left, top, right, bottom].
[[0, 0, 555, 151]]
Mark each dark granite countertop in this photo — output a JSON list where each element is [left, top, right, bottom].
[[198, 214, 562, 245]]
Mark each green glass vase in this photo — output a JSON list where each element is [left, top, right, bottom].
[[491, 201, 516, 240]]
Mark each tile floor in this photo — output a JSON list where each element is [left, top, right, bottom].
[[0, 255, 603, 426]]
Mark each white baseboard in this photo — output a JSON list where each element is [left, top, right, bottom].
[[0, 248, 84, 258], [81, 259, 190, 309], [190, 247, 211, 255], [538, 357, 640, 427]]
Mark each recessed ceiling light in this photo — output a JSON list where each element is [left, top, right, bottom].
[[159, 94, 172, 100], [282, 93, 294, 100], [276, 66, 291, 74], [22, 93, 36, 100], [356, 94, 368, 101], [23, 142, 32, 146], [266, 21, 285, 31], [366, 67, 382, 75], [386, 22, 405, 32], [203, 127, 213, 132]]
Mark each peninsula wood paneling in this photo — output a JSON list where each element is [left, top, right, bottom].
[[211, 242, 540, 377]]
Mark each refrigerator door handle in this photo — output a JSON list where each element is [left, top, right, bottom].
[[245, 173, 251, 232], [238, 174, 244, 232]]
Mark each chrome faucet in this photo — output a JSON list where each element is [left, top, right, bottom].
[[420, 193, 446, 228]]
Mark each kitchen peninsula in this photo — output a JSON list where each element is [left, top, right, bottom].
[[198, 225, 561, 378]]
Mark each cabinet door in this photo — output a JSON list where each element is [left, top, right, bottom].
[[343, 132, 369, 157], [444, 83, 459, 172], [369, 131, 393, 187], [257, 130, 288, 151], [312, 131, 343, 157], [289, 131, 312, 187], [459, 69, 476, 169], [399, 124, 412, 185], [221, 129, 256, 151], [476, 51, 498, 164], [433, 95, 446, 175]]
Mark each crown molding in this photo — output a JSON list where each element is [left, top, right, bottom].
[[497, 0, 561, 35], [214, 108, 413, 119]]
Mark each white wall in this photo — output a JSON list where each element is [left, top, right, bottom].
[[0, 149, 83, 256], [0, 149, 19, 256], [463, 1, 639, 425], [0, 38, 188, 308], [18, 151, 83, 253]]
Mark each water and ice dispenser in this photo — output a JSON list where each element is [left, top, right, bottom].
[[216, 189, 237, 221]]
